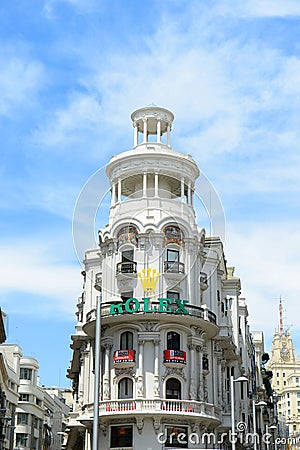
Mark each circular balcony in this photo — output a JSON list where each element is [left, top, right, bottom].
[[83, 300, 218, 338], [78, 398, 221, 426]]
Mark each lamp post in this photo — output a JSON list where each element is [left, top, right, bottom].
[[230, 375, 248, 450], [92, 289, 102, 450]]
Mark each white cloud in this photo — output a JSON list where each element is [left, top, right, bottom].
[[33, 93, 103, 148], [0, 48, 45, 118], [226, 221, 300, 354], [0, 238, 82, 319]]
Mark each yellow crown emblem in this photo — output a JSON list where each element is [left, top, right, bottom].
[[138, 268, 160, 293]]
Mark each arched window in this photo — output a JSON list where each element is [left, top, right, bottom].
[[167, 331, 180, 350], [166, 378, 181, 399], [120, 331, 133, 350], [118, 378, 133, 399]]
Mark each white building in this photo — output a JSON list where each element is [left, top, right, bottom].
[[66, 106, 260, 450]]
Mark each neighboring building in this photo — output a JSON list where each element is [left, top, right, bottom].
[[0, 345, 70, 450], [0, 314, 20, 450], [268, 300, 300, 438], [65, 106, 264, 450], [43, 387, 71, 450]]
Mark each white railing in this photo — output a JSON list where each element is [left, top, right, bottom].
[[99, 399, 220, 420]]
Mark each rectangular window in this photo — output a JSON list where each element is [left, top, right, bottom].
[[287, 393, 290, 398], [167, 291, 180, 300], [20, 368, 32, 380], [288, 401, 290, 406], [277, 372, 279, 377], [17, 413, 28, 425], [283, 373, 286, 377], [297, 393, 300, 398], [16, 434, 28, 447], [121, 291, 133, 301], [110, 425, 133, 448], [34, 418, 39, 429], [296, 377, 299, 383], [19, 393, 30, 402], [122, 250, 133, 262], [284, 381, 286, 386], [293, 425, 297, 431], [167, 249, 179, 262], [298, 401, 300, 406], [165, 426, 188, 448]]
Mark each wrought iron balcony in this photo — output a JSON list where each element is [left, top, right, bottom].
[[164, 261, 185, 274], [116, 261, 137, 275]]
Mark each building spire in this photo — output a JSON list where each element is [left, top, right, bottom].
[[279, 296, 284, 336]]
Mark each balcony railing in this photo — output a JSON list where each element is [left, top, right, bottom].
[[116, 261, 137, 275], [164, 261, 185, 274], [164, 350, 186, 367], [113, 350, 135, 368], [98, 399, 220, 421]]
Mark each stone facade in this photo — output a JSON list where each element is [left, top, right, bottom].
[[66, 106, 262, 450]]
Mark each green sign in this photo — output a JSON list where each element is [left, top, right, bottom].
[[109, 297, 189, 315]]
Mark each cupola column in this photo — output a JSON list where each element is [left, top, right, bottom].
[[133, 120, 138, 147], [181, 177, 185, 202], [154, 172, 159, 197], [156, 119, 161, 143], [111, 183, 116, 206], [143, 172, 147, 197], [143, 117, 148, 143], [167, 123, 171, 147], [117, 179, 121, 203], [187, 181, 191, 205]]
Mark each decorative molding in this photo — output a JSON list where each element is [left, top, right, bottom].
[[161, 367, 186, 382], [114, 367, 136, 379], [153, 418, 161, 434], [136, 417, 144, 434], [99, 422, 108, 436]]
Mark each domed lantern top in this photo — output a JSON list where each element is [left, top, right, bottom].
[[131, 106, 174, 147]]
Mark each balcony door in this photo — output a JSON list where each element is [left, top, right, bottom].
[[166, 378, 181, 399], [118, 377, 133, 399]]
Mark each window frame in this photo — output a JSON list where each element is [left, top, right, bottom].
[[118, 377, 133, 399], [167, 331, 181, 351], [110, 425, 133, 448], [20, 368, 32, 381], [120, 331, 133, 350]]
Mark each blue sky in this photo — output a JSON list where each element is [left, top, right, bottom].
[[1, 0, 300, 386]]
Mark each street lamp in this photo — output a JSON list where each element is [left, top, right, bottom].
[[92, 285, 102, 450], [231, 375, 248, 450], [266, 424, 277, 450], [252, 400, 267, 450]]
